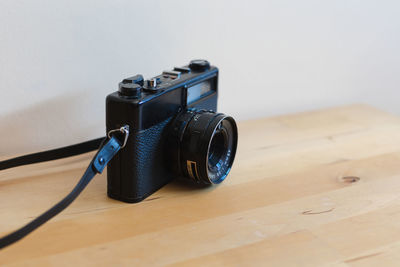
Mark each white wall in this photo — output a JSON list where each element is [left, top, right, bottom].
[[1, 0, 399, 156]]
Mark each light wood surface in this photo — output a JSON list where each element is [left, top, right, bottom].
[[2, 104, 400, 266]]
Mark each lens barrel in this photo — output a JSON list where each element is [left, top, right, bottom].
[[167, 109, 238, 184]]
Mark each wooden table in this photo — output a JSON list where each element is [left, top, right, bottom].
[[2, 104, 400, 266]]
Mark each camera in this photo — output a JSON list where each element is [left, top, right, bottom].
[[106, 60, 238, 203]]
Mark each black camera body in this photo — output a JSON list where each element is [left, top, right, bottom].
[[106, 60, 237, 203]]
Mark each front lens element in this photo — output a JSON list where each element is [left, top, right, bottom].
[[208, 129, 227, 170]]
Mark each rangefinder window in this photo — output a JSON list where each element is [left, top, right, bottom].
[[187, 80, 214, 104]]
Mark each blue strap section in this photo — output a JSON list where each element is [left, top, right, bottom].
[[92, 137, 121, 173]]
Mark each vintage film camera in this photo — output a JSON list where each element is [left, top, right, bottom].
[[106, 60, 238, 202]]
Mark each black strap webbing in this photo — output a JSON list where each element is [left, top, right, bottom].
[[0, 137, 104, 171]]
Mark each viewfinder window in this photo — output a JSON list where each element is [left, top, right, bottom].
[[187, 80, 214, 104]]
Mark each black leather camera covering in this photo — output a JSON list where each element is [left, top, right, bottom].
[[107, 118, 173, 202]]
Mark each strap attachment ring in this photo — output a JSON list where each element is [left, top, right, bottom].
[[107, 125, 130, 149]]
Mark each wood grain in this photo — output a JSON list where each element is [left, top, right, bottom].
[[2, 104, 400, 266]]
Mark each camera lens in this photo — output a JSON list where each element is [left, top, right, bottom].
[[167, 109, 238, 184]]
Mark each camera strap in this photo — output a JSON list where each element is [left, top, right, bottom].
[[0, 125, 130, 250]]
